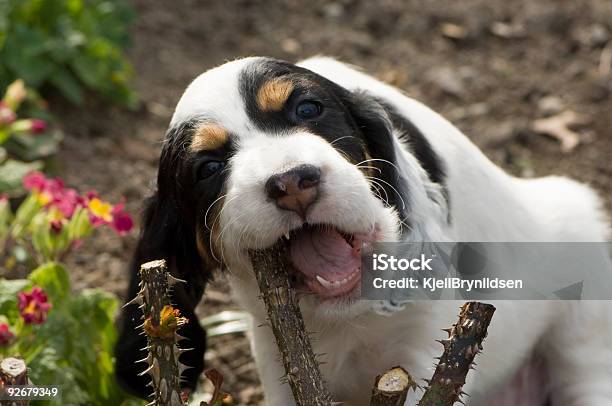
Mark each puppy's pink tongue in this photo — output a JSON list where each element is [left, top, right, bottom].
[[289, 227, 360, 281]]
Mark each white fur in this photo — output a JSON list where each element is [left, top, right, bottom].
[[171, 57, 612, 405]]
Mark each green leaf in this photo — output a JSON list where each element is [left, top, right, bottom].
[[29, 262, 71, 305], [3, 130, 62, 161], [0, 193, 11, 227], [27, 346, 92, 405], [48, 66, 83, 105], [30, 211, 54, 261], [0, 278, 31, 323], [12, 194, 42, 237], [0, 129, 9, 145], [0, 159, 42, 195], [3, 25, 55, 87], [0, 0, 137, 107], [67, 206, 92, 241], [64, 288, 127, 404]]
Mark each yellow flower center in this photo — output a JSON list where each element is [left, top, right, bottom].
[[24, 301, 36, 315], [47, 207, 64, 222], [88, 198, 113, 222], [35, 191, 52, 206]]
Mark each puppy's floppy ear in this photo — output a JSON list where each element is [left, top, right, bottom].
[[115, 138, 209, 398], [341, 89, 449, 227], [340, 90, 410, 229]]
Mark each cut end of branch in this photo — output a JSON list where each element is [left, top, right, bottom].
[[370, 366, 417, 406], [0, 357, 28, 385], [376, 367, 417, 393]]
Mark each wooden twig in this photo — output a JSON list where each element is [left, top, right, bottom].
[[126, 259, 190, 406], [249, 242, 334, 406], [418, 302, 495, 406], [532, 110, 589, 153], [370, 366, 417, 406], [0, 357, 29, 405]]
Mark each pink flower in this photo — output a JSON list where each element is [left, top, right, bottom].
[[18, 286, 52, 325], [23, 171, 47, 191], [53, 187, 83, 218], [0, 323, 14, 346], [30, 119, 47, 134], [23, 172, 80, 216], [23, 172, 133, 235]]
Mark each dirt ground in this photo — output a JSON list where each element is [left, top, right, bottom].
[[51, 1, 612, 404]]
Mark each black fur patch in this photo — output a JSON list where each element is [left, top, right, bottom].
[[376, 99, 449, 212], [239, 59, 367, 166], [377, 100, 447, 188], [115, 118, 233, 398]]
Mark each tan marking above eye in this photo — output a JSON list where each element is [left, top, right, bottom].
[[257, 78, 294, 112], [190, 124, 229, 151]]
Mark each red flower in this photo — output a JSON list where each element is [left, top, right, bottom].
[[111, 203, 134, 235], [50, 219, 63, 233], [18, 286, 52, 325], [0, 323, 14, 346], [86, 197, 133, 235], [30, 119, 47, 134]]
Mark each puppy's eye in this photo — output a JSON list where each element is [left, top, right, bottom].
[[296, 100, 322, 119], [197, 160, 226, 179]]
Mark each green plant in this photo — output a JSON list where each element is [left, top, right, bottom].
[[0, 0, 137, 107], [0, 172, 138, 405], [0, 79, 63, 195], [1, 171, 132, 268]]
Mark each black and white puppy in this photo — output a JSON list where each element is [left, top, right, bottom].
[[116, 57, 612, 405]]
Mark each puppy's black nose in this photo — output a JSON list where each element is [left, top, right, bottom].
[[265, 164, 321, 220]]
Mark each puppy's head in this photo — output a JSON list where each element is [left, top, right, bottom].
[[145, 57, 447, 314]]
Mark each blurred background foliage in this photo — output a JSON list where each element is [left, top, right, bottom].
[[0, 1, 141, 403], [0, 0, 137, 107]]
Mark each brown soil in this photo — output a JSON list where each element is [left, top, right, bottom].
[[51, 1, 612, 404]]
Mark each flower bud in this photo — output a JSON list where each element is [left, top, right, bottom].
[[30, 119, 47, 134], [0, 101, 16, 126], [0, 323, 14, 346], [10, 118, 47, 135], [3, 79, 27, 110]]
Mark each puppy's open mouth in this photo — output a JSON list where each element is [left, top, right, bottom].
[[281, 224, 375, 299]]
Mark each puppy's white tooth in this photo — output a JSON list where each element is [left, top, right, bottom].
[[284, 232, 290, 240], [316, 275, 333, 289]]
